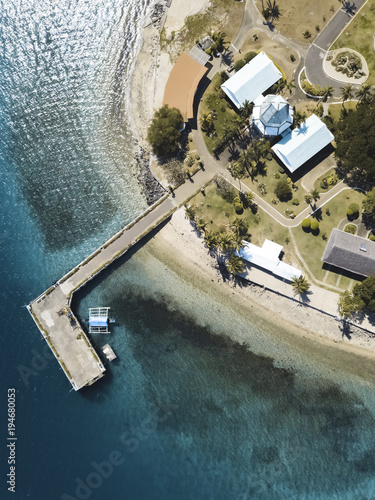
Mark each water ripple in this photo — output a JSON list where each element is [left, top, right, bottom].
[[0, 0, 151, 250]]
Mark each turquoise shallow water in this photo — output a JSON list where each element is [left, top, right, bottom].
[[1, 1, 375, 499]]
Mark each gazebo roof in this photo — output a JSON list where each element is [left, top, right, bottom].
[[252, 94, 294, 136]]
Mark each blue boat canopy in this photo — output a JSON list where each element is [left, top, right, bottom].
[[89, 317, 108, 327]]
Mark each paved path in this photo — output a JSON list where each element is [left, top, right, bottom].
[[305, 0, 367, 94]]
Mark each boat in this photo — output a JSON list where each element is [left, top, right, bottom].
[[101, 344, 116, 361]]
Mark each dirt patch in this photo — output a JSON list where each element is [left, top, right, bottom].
[[255, 0, 341, 44], [240, 29, 299, 80]]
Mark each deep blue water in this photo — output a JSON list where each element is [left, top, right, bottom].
[[1, 1, 375, 500]]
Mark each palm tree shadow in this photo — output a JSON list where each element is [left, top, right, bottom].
[[215, 254, 230, 283], [340, 320, 352, 340], [298, 291, 312, 304]]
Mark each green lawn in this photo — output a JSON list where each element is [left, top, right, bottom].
[[189, 178, 365, 292], [189, 179, 292, 254], [291, 189, 365, 290], [331, 1, 375, 85], [241, 157, 307, 217], [200, 73, 238, 154], [327, 101, 357, 122]]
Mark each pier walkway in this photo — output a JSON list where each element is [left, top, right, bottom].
[[28, 161, 219, 390]]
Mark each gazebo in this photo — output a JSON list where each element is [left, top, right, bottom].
[[252, 94, 294, 136]]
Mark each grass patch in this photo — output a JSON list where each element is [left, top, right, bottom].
[[200, 73, 238, 154], [291, 189, 365, 288], [189, 179, 296, 263], [331, 1, 375, 85], [255, 0, 341, 44], [162, 0, 244, 59], [241, 158, 307, 217], [327, 101, 357, 122]]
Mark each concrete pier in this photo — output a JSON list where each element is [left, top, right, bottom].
[[28, 194, 177, 390]]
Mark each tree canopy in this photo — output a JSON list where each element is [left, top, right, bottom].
[[147, 105, 184, 158], [274, 179, 293, 201], [338, 276, 375, 317], [363, 187, 375, 226], [335, 101, 375, 185]]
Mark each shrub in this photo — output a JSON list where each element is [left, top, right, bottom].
[[195, 154, 200, 160], [244, 51, 257, 63], [234, 202, 244, 214], [186, 155, 195, 167], [302, 218, 311, 231], [290, 54, 296, 62], [346, 208, 353, 218], [292, 198, 300, 206], [278, 166, 285, 174], [234, 59, 246, 72], [348, 203, 359, 219], [214, 177, 236, 203], [320, 178, 328, 189], [310, 220, 320, 234], [275, 173, 280, 179], [164, 160, 185, 186], [369, 232, 375, 241], [345, 224, 356, 234], [274, 179, 293, 201]]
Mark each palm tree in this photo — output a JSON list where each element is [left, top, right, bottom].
[[196, 217, 207, 233], [226, 254, 245, 275], [310, 189, 320, 203], [293, 111, 306, 128], [322, 86, 334, 102], [204, 231, 218, 251], [275, 79, 285, 94], [200, 112, 214, 132], [230, 217, 249, 237], [230, 160, 245, 183], [340, 83, 354, 108], [212, 31, 229, 53], [285, 80, 296, 96], [184, 205, 196, 222], [239, 100, 253, 120], [245, 191, 255, 208], [291, 275, 310, 296], [356, 83, 373, 105], [219, 233, 234, 252], [231, 234, 246, 253]]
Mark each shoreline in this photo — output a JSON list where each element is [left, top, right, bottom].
[[128, 2, 375, 362]]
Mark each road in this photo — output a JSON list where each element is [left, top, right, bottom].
[[305, 0, 367, 94]]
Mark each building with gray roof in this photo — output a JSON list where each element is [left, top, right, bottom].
[[321, 229, 375, 277]]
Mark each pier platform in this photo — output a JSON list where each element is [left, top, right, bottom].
[[28, 195, 176, 390]]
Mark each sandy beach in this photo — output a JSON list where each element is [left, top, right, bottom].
[[129, 1, 375, 363]]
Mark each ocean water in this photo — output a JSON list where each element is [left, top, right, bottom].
[[1, 1, 375, 500]]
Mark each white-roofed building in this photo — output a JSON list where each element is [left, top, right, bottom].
[[252, 94, 294, 136], [221, 51, 282, 108], [236, 239, 302, 281], [271, 114, 334, 173]]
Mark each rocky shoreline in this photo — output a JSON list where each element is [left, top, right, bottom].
[[135, 145, 166, 205]]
